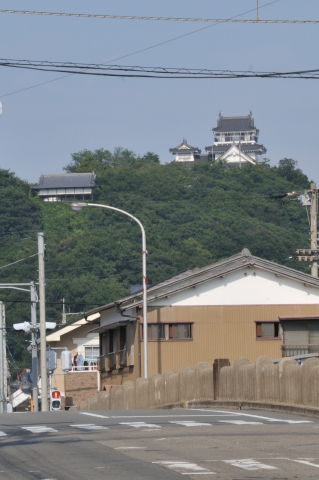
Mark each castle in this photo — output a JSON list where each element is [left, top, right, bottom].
[[170, 111, 266, 166]]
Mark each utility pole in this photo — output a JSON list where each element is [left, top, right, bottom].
[[3, 304, 7, 412], [62, 298, 66, 324], [38, 233, 48, 411], [310, 183, 318, 277], [0, 302, 3, 413], [30, 282, 38, 412]]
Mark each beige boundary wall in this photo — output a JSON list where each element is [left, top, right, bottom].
[[72, 356, 319, 412]]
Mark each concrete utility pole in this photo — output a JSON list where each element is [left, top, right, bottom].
[[310, 183, 318, 278], [0, 302, 4, 413], [38, 233, 48, 411], [30, 282, 38, 412]]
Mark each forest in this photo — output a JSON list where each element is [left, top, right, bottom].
[[0, 148, 314, 376]]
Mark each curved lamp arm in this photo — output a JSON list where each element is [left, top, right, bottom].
[[70, 202, 148, 379]]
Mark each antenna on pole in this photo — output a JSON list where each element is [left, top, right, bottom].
[[257, 0, 259, 21]]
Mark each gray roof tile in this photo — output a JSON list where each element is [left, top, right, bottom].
[[32, 172, 97, 190]]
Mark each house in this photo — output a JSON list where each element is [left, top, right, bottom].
[[32, 172, 97, 202], [46, 314, 100, 408], [205, 111, 267, 165], [85, 249, 319, 387], [169, 139, 206, 163]]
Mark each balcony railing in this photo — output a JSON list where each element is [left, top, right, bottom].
[[71, 359, 99, 372], [108, 352, 117, 370], [282, 344, 319, 357], [118, 349, 127, 368]]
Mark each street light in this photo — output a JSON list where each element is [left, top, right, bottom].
[[70, 202, 149, 379]]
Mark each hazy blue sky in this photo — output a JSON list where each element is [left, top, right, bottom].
[[1, 1, 319, 184]]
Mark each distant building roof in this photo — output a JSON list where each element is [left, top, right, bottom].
[[213, 112, 258, 133], [169, 138, 201, 155], [32, 172, 97, 191], [205, 143, 267, 154]]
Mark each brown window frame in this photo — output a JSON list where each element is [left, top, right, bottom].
[[255, 321, 280, 340], [143, 322, 193, 342]]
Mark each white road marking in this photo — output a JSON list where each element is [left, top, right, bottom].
[[281, 420, 313, 424], [169, 421, 212, 427], [111, 414, 236, 419], [0, 431, 7, 436], [223, 459, 277, 471], [294, 459, 319, 468], [21, 426, 58, 433], [219, 420, 263, 425], [120, 422, 161, 429], [207, 409, 313, 423], [79, 412, 109, 418], [115, 447, 147, 450], [154, 461, 215, 475], [71, 424, 108, 430]]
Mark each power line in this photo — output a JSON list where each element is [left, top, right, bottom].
[[0, 0, 281, 97], [0, 9, 314, 24], [0, 253, 38, 270], [2, 59, 319, 79]]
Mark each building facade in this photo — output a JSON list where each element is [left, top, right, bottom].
[[205, 111, 266, 165], [32, 172, 97, 202], [86, 249, 319, 388], [170, 112, 267, 166]]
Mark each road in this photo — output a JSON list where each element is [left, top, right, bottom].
[[0, 407, 319, 479]]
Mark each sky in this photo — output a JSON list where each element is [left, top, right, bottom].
[[1, 0, 319, 184]]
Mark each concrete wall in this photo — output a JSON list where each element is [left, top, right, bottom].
[[219, 356, 319, 406], [75, 356, 319, 412]]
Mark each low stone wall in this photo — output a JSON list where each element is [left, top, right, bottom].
[[72, 356, 319, 412], [219, 356, 319, 406], [73, 362, 216, 411]]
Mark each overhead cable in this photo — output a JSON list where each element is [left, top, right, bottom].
[[0, 0, 281, 97], [1, 59, 319, 79], [0, 9, 316, 24]]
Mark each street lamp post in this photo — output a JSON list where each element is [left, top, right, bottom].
[[70, 202, 148, 379]]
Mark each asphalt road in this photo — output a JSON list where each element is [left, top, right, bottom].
[[1, 407, 319, 479]]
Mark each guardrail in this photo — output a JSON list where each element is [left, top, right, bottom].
[[282, 344, 319, 357]]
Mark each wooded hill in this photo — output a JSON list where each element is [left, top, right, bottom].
[[0, 149, 313, 375]]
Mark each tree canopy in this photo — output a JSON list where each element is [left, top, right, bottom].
[[0, 154, 314, 376]]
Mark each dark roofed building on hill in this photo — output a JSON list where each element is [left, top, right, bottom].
[[205, 111, 267, 166], [32, 172, 97, 202], [169, 138, 203, 163]]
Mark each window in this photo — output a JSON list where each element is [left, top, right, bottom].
[[148, 324, 165, 340], [119, 326, 127, 350], [84, 346, 100, 359], [109, 330, 115, 353], [256, 322, 279, 339], [169, 323, 191, 339], [145, 323, 192, 341]]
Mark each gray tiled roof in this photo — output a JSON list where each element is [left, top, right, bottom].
[[169, 138, 201, 154], [205, 143, 266, 154], [32, 172, 97, 190], [213, 115, 257, 133], [85, 248, 319, 317]]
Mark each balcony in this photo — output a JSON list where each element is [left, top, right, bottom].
[[108, 352, 117, 371], [118, 349, 127, 368], [282, 344, 319, 357]]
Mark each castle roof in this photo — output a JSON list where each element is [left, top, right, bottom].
[[213, 112, 258, 133], [169, 138, 201, 154], [205, 143, 266, 154]]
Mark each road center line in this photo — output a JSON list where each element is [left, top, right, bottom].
[[294, 460, 319, 468], [79, 413, 109, 418]]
